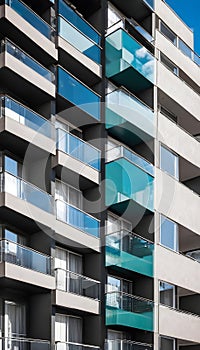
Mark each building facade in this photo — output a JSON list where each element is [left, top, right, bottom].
[[0, 0, 199, 349]]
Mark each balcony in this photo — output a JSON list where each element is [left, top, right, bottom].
[[109, 0, 154, 24], [106, 339, 153, 350], [5, 0, 54, 40], [106, 230, 154, 277], [56, 199, 100, 238], [0, 239, 51, 274], [0, 95, 55, 153], [0, 337, 50, 349], [0, 172, 54, 214], [106, 146, 154, 217], [58, 0, 101, 64], [106, 28, 155, 93], [55, 342, 100, 350], [0, 39, 55, 103], [54, 268, 100, 314], [57, 67, 101, 124], [106, 291, 154, 332], [106, 88, 155, 146]]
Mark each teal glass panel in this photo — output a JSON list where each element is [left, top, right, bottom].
[[58, 17, 101, 63], [3, 96, 53, 138], [6, 0, 52, 39], [57, 128, 101, 171], [56, 200, 100, 238], [106, 231, 154, 277], [106, 292, 154, 331], [57, 67, 100, 120], [58, 0, 100, 45], [106, 159, 154, 211], [106, 89, 155, 139], [106, 29, 155, 89]]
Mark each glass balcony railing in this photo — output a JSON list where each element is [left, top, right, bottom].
[[0, 172, 54, 214], [106, 145, 154, 176], [0, 239, 52, 275], [58, 0, 101, 64], [106, 88, 155, 140], [55, 268, 100, 299], [56, 199, 100, 238], [106, 230, 154, 277], [5, 0, 54, 40], [107, 18, 153, 44], [106, 151, 154, 212], [1, 39, 54, 82], [57, 67, 100, 121], [58, 0, 100, 45], [106, 291, 154, 332], [56, 342, 100, 350], [0, 337, 50, 350], [1, 96, 54, 139], [106, 339, 153, 350], [57, 128, 101, 171], [106, 28, 155, 91]]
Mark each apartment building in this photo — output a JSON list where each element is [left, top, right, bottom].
[[0, 0, 199, 349]]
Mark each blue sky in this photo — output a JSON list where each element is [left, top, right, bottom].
[[165, 0, 200, 54]]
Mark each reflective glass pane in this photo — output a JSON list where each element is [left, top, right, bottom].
[[160, 281, 175, 307], [160, 215, 178, 251], [160, 145, 179, 179]]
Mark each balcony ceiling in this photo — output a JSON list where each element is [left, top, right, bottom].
[[110, 0, 151, 22]]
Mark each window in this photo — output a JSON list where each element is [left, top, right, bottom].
[[160, 21, 177, 45], [160, 215, 178, 252], [107, 3, 122, 29], [159, 281, 176, 307], [55, 180, 82, 209], [4, 301, 26, 339], [160, 145, 179, 179], [4, 156, 22, 177], [55, 314, 82, 344], [55, 247, 83, 292], [160, 336, 175, 350], [160, 53, 178, 75], [178, 39, 192, 59]]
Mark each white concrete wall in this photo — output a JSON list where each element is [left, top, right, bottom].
[[157, 61, 200, 122], [155, 0, 194, 49], [156, 30, 199, 86], [159, 305, 200, 343], [155, 244, 200, 294], [157, 112, 200, 168], [155, 168, 200, 236]]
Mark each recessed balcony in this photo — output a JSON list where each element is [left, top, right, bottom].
[[106, 28, 155, 93], [53, 128, 100, 186], [106, 145, 154, 218], [0, 95, 55, 153], [106, 88, 155, 147], [106, 230, 154, 277], [54, 268, 100, 314], [0, 39, 55, 104], [0, 0, 57, 63], [106, 291, 154, 332], [56, 199, 100, 238], [57, 66, 101, 125], [0, 239, 55, 289]]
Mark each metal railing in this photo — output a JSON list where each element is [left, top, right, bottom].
[[56, 342, 100, 350], [0, 337, 50, 349], [55, 268, 100, 300], [0, 239, 52, 275], [105, 339, 153, 350], [106, 230, 154, 257], [106, 291, 154, 313]]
